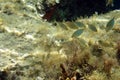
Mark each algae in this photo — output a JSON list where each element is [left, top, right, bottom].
[[0, 0, 120, 80]]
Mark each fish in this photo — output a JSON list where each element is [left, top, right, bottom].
[[88, 24, 97, 32], [74, 22, 86, 28], [42, 5, 57, 21], [106, 17, 115, 32], [72, 29, 84, 38]]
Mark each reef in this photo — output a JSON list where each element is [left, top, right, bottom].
[[0, 0, 120, 80]]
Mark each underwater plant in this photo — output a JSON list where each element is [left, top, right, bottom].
[[59, 51, 95, 80], [103, 58, 114, 77]]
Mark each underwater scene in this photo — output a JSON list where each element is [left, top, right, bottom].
[[0, 0, 120, 80]]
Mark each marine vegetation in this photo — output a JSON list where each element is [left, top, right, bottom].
[[0, 0, 120, 80]]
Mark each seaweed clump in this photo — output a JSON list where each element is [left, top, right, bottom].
[[55, 38, 93, 79], [103, 57, 114, 77], [59, 51, 95, 80]]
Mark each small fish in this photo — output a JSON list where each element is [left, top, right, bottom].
[[72, 29, 84, 38], [79, 38, 87, 47], [106, 17, 115, 32], [88, 24, 97, 32], [42, 5, 57, 21], [74, 22, 86, 28], [58, 22, 68, 30], [66, 22, 78, 29]]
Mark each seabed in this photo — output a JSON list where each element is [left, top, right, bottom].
[[0, 0, 120, 80]]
